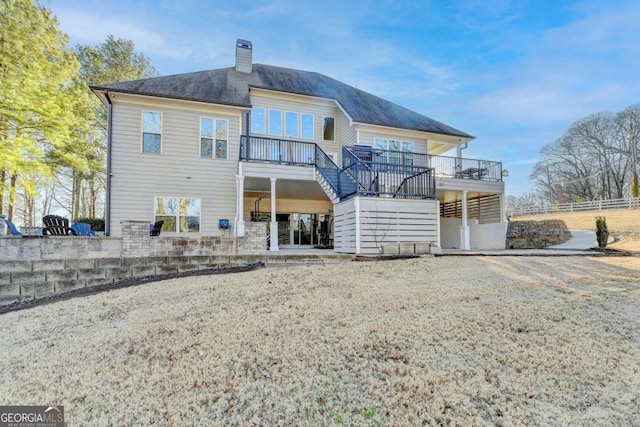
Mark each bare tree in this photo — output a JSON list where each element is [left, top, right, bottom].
[[531, 104, 640, 204]]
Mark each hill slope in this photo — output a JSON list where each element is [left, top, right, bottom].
[[518, 209, 640, 252]]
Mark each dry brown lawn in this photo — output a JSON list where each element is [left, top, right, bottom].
[[519, 208, 640, 252], [1, 256, 639, 426]]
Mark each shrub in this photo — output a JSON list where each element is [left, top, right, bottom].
[[595, 216, 609, 251], [74, 217, 105, 232]]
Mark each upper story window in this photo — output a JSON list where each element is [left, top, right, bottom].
[[251, 107, 315, 140], [375, 138, 414, 152], [323, 117, 335, 141], [285, 111, 298, 137], [200, 118, 228, 159], [154, 197, 201, 233], [301, 113, 314, 139], [375, 138, 414, 166], [268, 109, 282, 135], [142, 111, 162, 153], [251, 107, 266, 134]]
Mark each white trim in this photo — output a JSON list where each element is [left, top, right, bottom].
[[105, 91, 250, 112], [355, 196, 361, 254], [355, 121, 473, 143]]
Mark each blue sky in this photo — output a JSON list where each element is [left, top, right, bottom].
[[47, 0, 640, 196]]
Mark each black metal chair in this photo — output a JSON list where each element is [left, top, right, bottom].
[[42, 215, 77, 236], [150, 220, 164, 236]]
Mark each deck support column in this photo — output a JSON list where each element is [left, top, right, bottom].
[[235, 175, 245, 237], [460, 190, 470, 250], [269, 177, 279, 251]]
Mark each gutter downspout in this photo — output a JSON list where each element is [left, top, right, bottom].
[[104, 90, 113, 236]]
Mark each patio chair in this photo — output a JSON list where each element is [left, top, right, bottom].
[[4, 219, 22, 236], [42, 215, 77, 236], [150, 220, 164, 236], [70, 222, 97, 236]]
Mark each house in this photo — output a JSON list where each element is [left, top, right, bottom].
[[91, 39, 507, 254]]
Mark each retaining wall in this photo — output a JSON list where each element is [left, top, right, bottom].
[[506, 220, 571, 249], [0, 221, 267, 307]]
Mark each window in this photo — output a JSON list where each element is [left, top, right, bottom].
[[323, 117, 335, 141], [251, 107, 266, 134], [142, 111, 162, 153], [285, 111, 298, 137], [374, 138, 415, 170], [268, 109, 282, 135], [200, 118, 228, 159], [301, 113, 313, 139], [375, 138, 414, 152], [154, 197, 201, 233]]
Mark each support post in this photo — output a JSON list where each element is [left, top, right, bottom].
[[460, 190, 470, 250], [235, 175, 245, 237], [270, 177, 279, 251]]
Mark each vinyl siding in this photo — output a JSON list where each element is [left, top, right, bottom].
[[248, 90, 341, 156], [335, 106, 357, 166], [108, 94, 243, 236]]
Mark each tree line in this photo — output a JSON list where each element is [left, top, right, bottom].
[[508, 103, 640, 211], [0, 0, 156, 226]]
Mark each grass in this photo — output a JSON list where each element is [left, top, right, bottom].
[[517, 208, 640, 252], [0, 256, 639, 425]]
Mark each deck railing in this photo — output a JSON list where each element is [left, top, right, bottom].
[[430, 155, 503, 181], [240, 135, 316, 165], [240, 136, 499, 201], [341, 147, 436, 199]]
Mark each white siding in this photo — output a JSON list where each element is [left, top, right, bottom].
[[334, 197, 439, 254], [108, 95, 242, 236], [335, 106, 357, 166], [334, 199, 357, 253]]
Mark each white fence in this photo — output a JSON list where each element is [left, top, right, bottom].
[[507, 197, 640, 217]]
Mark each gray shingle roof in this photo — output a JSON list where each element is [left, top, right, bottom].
[[92, 64, 473, 139]]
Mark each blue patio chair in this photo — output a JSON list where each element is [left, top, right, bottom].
[[4, 219, 22, 236], [71, 222, 97, 236]]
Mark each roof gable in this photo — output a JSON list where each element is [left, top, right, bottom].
[[92, 64, 473, 139]]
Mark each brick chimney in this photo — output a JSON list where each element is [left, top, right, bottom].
[[235, 39, 252, 73]]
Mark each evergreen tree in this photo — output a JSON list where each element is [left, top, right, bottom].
[[0, 0, 87, 222]]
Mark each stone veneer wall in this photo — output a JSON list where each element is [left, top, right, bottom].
[[506, 220, 571, 249], [0, 221, 267, 307]]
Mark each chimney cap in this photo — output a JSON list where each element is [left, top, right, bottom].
[[237, 39, 252, 50]]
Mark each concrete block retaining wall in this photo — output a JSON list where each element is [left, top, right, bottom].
[[0, 221, 267, 307]]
